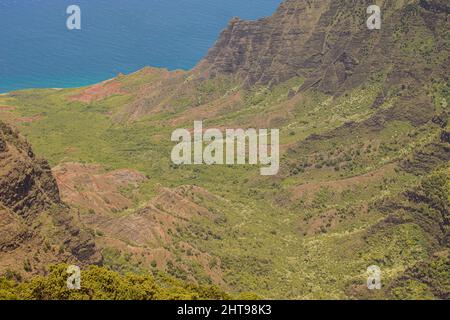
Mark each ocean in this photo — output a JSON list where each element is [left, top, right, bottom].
[[0, 0, 281, 93]]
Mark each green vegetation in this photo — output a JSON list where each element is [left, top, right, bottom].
[[0, 0, 448, 300], [0, 70, 448, 299], [0, 264, 232, 300]]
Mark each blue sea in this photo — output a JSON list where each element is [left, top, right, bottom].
[[0, 0, 281, 93]]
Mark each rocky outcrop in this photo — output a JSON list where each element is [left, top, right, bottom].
[[202, 0, 332, 87], [0, 121, 101, 276], [202, 0, 449, 94], [114, 0, 448, 127], [0, 121, 60, 220]]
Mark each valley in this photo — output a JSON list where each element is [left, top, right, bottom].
[[0, 0, 448, 300]]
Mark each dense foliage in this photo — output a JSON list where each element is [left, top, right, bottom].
[[0, 264, 234, 300]]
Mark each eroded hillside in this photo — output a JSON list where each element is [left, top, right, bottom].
[[0, 121, 101, 277], [0, 0, 448, 299]]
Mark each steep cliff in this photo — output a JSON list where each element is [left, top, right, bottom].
[[0, 121, 101, 276], [202, 0, 449, 94], [0, 122, 60, 220], [114, 0, 449, 123]]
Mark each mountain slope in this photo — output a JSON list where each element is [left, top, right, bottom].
[[202, 0, 449, 93], [0, 121, 101, 277], [0, 0, 448, 299]]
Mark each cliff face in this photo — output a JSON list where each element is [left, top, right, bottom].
[[114, 0, 448, 124], [203, 0, 331, 86], [0, 122, 60, 220], [202, 0, 449, 93], [0, 121, 100, 276]]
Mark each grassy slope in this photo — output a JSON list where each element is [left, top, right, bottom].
[[0, 0, 448, 300], [1, 66, 448, 299]]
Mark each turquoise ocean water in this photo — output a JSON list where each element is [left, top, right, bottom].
[[0, 0, 281, 93]]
